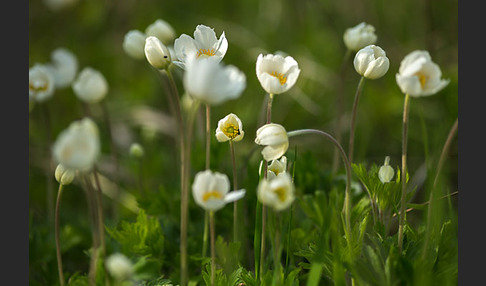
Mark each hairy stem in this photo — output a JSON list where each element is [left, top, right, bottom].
[[398, 94, 411, 251], [348, 76, 366, 164], [55, 183, 65, 286]]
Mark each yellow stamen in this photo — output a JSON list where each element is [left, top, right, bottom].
[[223, 123, 240, 139], [269, 71, 287, 85], [273, 187, 287, 202], [197, 48, 216, 58], [29, 82, 48, 92], [202, 191, 223, 202], [416, 72, 427, 88]]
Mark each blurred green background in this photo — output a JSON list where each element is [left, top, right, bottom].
[[29, 0, 457, 284]]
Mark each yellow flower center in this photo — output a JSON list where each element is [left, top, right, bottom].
[[273, 187, 287, 202], [223, 123, 240, 140], [202, 190, 223, 202], [269, 71, 287, 85], [29, 82, 48, 92], [416, 72, 427, 88], [197, 48, 216, 58]]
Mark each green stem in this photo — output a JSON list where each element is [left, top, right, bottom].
[[202, 210, 209, 258], [55, 183, 65, 286], [206, 104, 211, 170], [230, 140, 239, 242], [398, 94, 411, 252], [210, 210, 216, 286], [348, 76, 365, 164]]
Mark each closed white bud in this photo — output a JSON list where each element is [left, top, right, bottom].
[[144, 36, 171, 70], [145, 19, 176, 45], [55, 164, 76, 185], [354, 45, 389, 79], [123, 30, 147, 59], [72, 67, 108, 104], [343, 22, 377, 52], [105, 253, 134, 281], [378, 156, 394, 183], [129, 143, 145, 158]]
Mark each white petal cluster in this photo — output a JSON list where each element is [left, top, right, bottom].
[[72, 67, 109, 104], [52, 117, 100, 171], [192, 170, 246, 211], [46, 47, 79, 88], [353, 45, 389, 79], [173, 24, 228, 69], [258, 172, 295, 211], [145, 19, 176, 45], [54, 163, 76, 185], [343, 22, 377, 52], [256, 54, 300, 95], [267, 156, 287, 180], [29, 64, 56, 103], [215, 113, 245, 142], [255, 123, 289, 161], [396, 50, 449, 97], [183, 56, 246, 106]]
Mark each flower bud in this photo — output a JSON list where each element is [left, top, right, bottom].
[[255, 123, 289, 161], [144, 36, 171, 70], [129, 143, 145, 158], [55, 164, 76, 185], [105, 253, 133, 281], [72, 67, 108, 104], [378, 156, 394, 183], [29, 64, 55, 103], [145, 19, 176, 45], [123, 30, 147, 59], [343, 22, 377, 52], [353, 45, 389, 79]]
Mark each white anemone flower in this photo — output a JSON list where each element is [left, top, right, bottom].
[[145, 19, 176, 45], [215, 113, 245, 142], [255, 123, 289, 161], [72, 67, 108, 104], [353, 45, 389, 79], [378, 156, 394, 183], [257, 173, 295, 211], [46, 47, 78, 88], [343, 22, 377, 52], [183, 55, 246, 105], [192, 170, 246, 211], [256, 53, 301, 95], [105, 253, 134, 281], [173, 24, 228, 69], [267, 156, 287, 180], [396, 50, 449, 97], [123, 29, 147, 59], [29, 64, 55, 102], [52, 117, 100, 171], [144, 36, 172, 70]]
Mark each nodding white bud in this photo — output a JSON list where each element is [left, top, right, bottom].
[[144, 36, 171, 70], [378, 156, 394, 183], [129, 143, 145, 158]]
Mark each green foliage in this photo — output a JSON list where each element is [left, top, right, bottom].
[[106, 209, 164, 258]]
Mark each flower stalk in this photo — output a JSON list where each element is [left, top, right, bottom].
[[230, 140, 239, 242], [209, 210, 216, 286], [55, 183, 65, 286], [348, 76, 365, 163], [398, 94, 411, 251]]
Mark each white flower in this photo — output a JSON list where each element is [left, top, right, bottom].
[[267, 156, 287, 180], [54, 163, 76, 185], [183, 56, 246, 105], [192, 170, 246, 211], [145, 19, 176, 45], [105, 253, 134, 281], [396, 50, 449, 97], [46, 47, 78, 88], [256, 53, 301, 95], [215, 113, 245, 142], [343, 22, 377, 52], [123, 29, 147, 59], [255, 123, 289, 161], [144, 36, 172, 69], [353, 45, 389, 79], [52, 117, 100, 171], [173, 24, 228, 69], [257, 173, 295, 211], [29, 64, 55, 102], [378, 156, 395, 183], [72, 67, 108, 104]]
